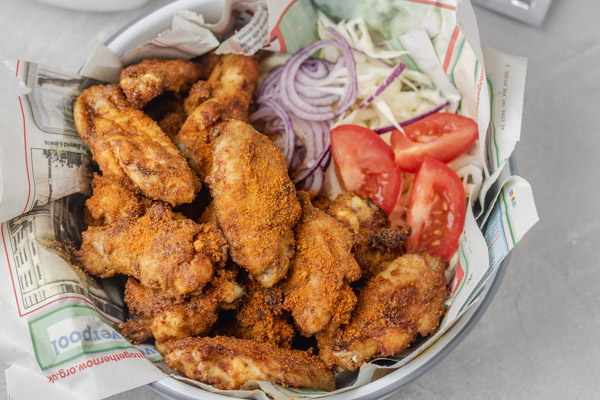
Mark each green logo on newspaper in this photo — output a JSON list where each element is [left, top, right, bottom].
[[29, 305, 135, 370]]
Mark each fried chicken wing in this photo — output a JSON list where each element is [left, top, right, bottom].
[[193, 216, 229, 268], [73, 84, 201, 206], [207, 120, 301, 287], [77, 202, 213, 296], [207, 54, 260, 122], [283, 192, 361, 337], [121, 269, 244, 343], [327, 193, 412, 276], [119, 317, 153, 344], [119, 58, 203, 109], [157, 336, 335, 391], [175, 99, 224, 178], [318, 252, 446, 371], [173, 55, 260, 179], [183, 80, 212, 115], [85, 173, 151, 225], [223, 277, 294, 348]]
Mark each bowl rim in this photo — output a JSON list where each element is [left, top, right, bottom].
[[102, 2, 513, 398]]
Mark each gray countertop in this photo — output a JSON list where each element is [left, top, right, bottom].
[[1, 0, 599, 398]]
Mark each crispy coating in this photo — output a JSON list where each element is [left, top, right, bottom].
[[85, 173, 151, 225], [174, 55, 260, 179], [318, 252, 446, 371], [327, 193, 412, 277], [207, 120, 301, 287], [283, 192, 361, 337], [159, 109, 187, 139], [183, 80, 212, 115], [121, 270, 244, 343], [157, 336, 335, 391], [207, 54, 260, 122], [225, 277, 294, 348], [76, 202, 213, 296], [174, 99, 224, 179], [73, 84, 201, 206], [119, 317, 154, 344], [119, 58, 203, 109], [193, 217, 229, 268]]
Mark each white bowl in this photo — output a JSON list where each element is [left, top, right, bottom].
[[35, 0, 151, 12], [103, 2, 511, 398]]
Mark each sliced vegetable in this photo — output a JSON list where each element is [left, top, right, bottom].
[[372, 101, 449, 135], [406, 157, 466, 260], [358, 62, 406, 108], [390, 112, 478, 172], [330, 125, 402, 214]]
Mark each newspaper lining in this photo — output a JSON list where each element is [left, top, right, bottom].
[[0, 0, 538, 399]]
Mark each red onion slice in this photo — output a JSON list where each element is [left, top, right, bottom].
[[293, 147, 331, 184], [258, 65, 283, 98], [260, 99, 295, 164], [325, 28, 358, 116], [278, 39, 339, 121], [359, 62, 406, 108]]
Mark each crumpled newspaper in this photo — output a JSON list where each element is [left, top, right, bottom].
[[0, 1, 537, 399]]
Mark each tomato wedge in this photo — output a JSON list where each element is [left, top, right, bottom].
[[330, 125, 402, 215], [406, 157, 466, 260], [391, 113, 478, 173]]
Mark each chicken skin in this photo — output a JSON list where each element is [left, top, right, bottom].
[[175, 99, 224, 179], [318, 252, 447, 371], [283, 192, 361, 337], [207, 53, 260, 122], [119, 58, 203, 109], [193, 214, 229, 269], [120, 269, 243, 343], [223, 276, 295, 349], [207, 120, 301, 287], [77, 202, 213, 297], [85, 173, 151, 225], [327, 193, 412, 277], [174, 54, 260, 179], [73, 84, 200, 206], [157, 336, 335, 391]]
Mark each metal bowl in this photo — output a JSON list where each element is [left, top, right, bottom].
[[103, 2, 511, 398]]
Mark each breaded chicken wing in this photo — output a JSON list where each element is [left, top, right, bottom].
[[73, 84, 200, 206], [119, 58, 203, 109], [175, 99, 224, 178], [327, 193, 412, 276], [207, 54, 260, 122], [157, 336, 335, 391], [85, 173, 151, 225], [283, 192, 361, 337], [77, 202, 213, 296], [120, 269, 244, 343], [193, 217, 229, 269], [318, 252, 446, 371], [207, 120, 301, 287], [183, 80, 212, 115], [223, 276, 294, 348], [174, 55, 260, 179]]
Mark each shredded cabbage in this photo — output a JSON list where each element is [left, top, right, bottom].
[[315, 11, 447, 135]]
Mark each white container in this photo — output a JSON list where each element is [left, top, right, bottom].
[[103, 2, 512, 398], [35, 0, 151, 12]]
